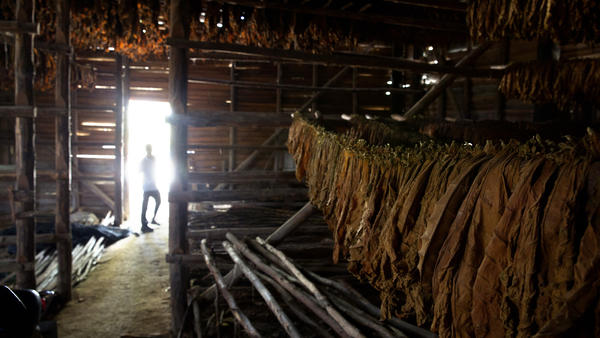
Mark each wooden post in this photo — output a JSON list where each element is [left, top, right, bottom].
[[463, 41, 472, 119], [533, 38, 557, 122], [55, 0, 72, 300], [14, 0, 36, 290], [168, 0, 190, 333], [391, 43, 404, 115], [495, 39, 509, 121], [229, 62, 236, 175], [311, 64, 318, 114], [114, 55, 123, 227], [276, 62, 282, 113], [71, 86, 80, 210], [122, 57, 130, 220], [352, 67, 358, 114]]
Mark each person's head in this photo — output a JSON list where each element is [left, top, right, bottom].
[[145, 144, 153, 156]]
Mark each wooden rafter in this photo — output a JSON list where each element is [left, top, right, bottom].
[[206, 0, 465, 32], [168, 39, 503, 78]]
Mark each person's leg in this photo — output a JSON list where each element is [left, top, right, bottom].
[[151, 191, 161, 224], [141, 191, 150, 226]]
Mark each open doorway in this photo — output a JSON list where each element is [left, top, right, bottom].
[[126, 100, 172, 230]]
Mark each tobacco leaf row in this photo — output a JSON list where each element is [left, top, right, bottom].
[[288, 116, 600, 337], [499, 60, 600, 110], [468, 0, 600, 43]]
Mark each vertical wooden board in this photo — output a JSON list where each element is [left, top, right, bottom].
[[168, 0, 190, 333], [14, 0, 36, 289]]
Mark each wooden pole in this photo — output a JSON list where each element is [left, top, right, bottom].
[[168, 39, 502, 78], [200, 239, 261, 338], [14, 0, 36, 290], [222, 240, 302, 338], [54, 0, 72, 301], [226, 233, 348, 337], [168, 0, 190, 333], [276, 63, 282, 113], [400, 41, 492, 119], [122, 56, 130, 220], [256, 237, 365, 338], [114, 55, 123, 227], [197, 202, 314, 300], [71, 84, 80, 210], [352, 68, 358, 114], [229, 62, 236, 177], [311, 64, 318, 113]]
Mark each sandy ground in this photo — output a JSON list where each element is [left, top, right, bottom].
[[56, 222, 172, 337]]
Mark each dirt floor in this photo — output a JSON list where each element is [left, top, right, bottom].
[[56, 222, 172, 337]]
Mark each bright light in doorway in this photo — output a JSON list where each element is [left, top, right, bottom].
[[126, 100, 172, 226]]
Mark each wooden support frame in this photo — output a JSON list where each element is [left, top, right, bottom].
[[398, 41, 493, 119], [114, 55, 124, 227], [187, 76, 418, 93], [169, 189, 307, 203], [188, 144, 287, 151], [168, 0, 190, 333], [168, 39, 503, 78], [0, 20, 39, 34], [54, 0, 72, 301], [206, 0, 465, 32], [188, 171, 296, 184], [14, 0, 36, 289], [167, 110, 291, 127]]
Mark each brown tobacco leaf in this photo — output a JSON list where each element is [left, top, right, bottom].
[[288, 116, 600, 337]]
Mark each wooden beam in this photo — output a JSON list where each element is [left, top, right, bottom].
[[188, 171, 297, 184], [169, 189, 307, 203], [167, 110, 291, 127], [168, 0, 190, 333], [14, 0, 36, 290], [55, 0, 72, 301], [0, 20, 39, 34], [79, 179, 115, 210], [114, 55, 123, 227], [189, 144, 287, 151], [400, 42, 493, 119], [188, 76, 419, 93], [382, 0, 467, 11], [0, 233, 70, 245], [206, 0, 465, 32], [168, 39, 503, 78]]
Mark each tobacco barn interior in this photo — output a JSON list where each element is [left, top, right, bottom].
[[1, 0, 600, 337]]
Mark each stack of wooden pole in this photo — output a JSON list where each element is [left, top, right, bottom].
[[1, 236, 105, 292], [198, 232, 434, 338]]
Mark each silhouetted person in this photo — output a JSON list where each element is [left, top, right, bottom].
[[140, 144, 160, 233]]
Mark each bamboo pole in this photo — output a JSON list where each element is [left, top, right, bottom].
[[222, 240, 301, 338], [200, 239, 261, 338], [14, 0, 36, 289], [226, 232, 349, 337], [54, 0, 72, 301], [256, 237, 365, 338]]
